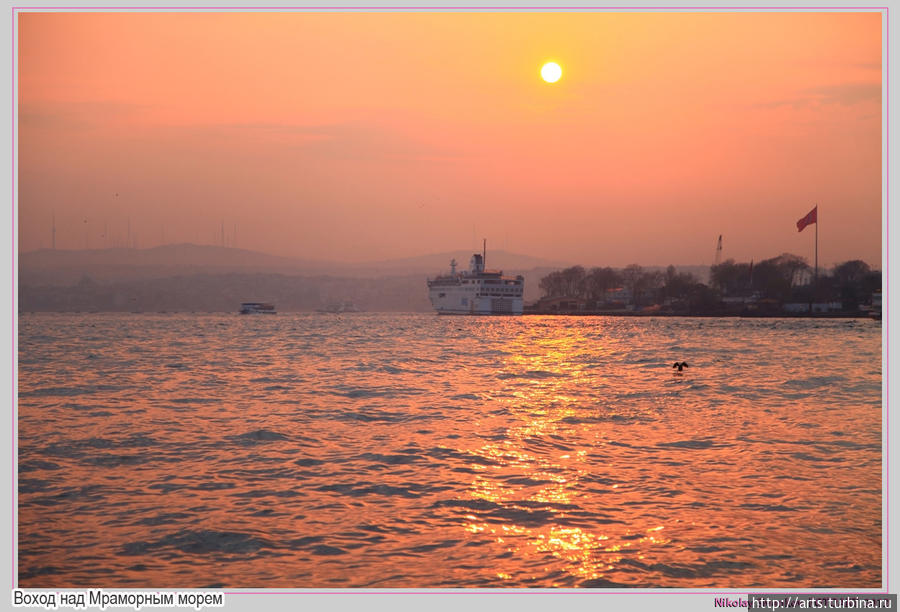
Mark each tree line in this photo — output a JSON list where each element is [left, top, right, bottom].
[[711, 255, 880, 309], [538, 254, 881, 312]]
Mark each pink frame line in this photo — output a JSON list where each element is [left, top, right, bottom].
[[222, 590, 893, 595], [9, 4, 890, 594], [10, 3, 15, 593], [884, 2, 890, 595], [5, 5, 895, 9]]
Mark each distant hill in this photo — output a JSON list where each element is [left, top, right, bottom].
[[20, 243, 326, 273], [17, 244, 715, 312], [19, 244, 333, 286], [18, 244, 571, 285], [19, 271, 435, 313], [17, 244, 568, 311], [357, 250, 571, 276]]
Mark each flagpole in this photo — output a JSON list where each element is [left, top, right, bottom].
[[815, 204, 818, 310], [798, 205, 818, 313]]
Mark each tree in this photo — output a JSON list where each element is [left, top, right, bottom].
[[539, 270, 566, 298], [829, 260, 871, 309], [662, 265, 699, 302], [539, 266, 587, 299], [637, 270, 664, 306], [620, 264, 664, 307], [538, 271, 562, 297], [862, 270, 882, 298], [584, 267, 621, 305], [621, 264, 643, 295], [751, 253, 809, 302], [710, 259, 752, 296], [775, 253, 811, 289], [832, 260, 870, 284], [686, 283, 718, 314], [560, 266, 586, 298]]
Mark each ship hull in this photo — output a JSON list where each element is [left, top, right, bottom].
[[428, 288, 523, 315]]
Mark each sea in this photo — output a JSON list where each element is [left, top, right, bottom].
[[16, 313, 883, 589]]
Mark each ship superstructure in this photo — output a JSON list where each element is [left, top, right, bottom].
[[427, 243, 524, 315]]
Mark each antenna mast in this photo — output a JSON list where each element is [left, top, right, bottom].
[[483, 238, 486, 268], [714, 235, 722, 266]]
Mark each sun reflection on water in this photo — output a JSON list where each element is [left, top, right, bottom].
[[454, 320, 659, 585], [18, 314, 882, 588]]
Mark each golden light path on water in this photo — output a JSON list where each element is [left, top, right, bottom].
[[445, 318, 880, 587], [463, 328, 673, 585], [17, 313, 881, 588]]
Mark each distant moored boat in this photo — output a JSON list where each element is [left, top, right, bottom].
[[239, 302, 276, 315], [316, 301, 361, 314]]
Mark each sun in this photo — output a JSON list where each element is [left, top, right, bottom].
[[541, 62, 562, 83]]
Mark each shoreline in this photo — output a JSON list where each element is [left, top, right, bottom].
[[523, 310, 877, 319]]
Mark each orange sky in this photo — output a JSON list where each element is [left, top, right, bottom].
[[17, 11, 882, 267]]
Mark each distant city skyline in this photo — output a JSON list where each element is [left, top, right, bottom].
[[17, 11, 883, 268]]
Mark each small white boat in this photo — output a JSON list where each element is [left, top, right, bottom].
[[316, 301, 361, 314], [239, 302, 276, 315]]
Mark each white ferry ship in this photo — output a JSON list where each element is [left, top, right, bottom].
[[239, 302, 276, 315], [427, 244, 524, 315]]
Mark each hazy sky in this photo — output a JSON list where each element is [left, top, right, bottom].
[[17, 11, 882, 267]]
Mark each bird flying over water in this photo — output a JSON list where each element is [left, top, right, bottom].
[[672, 362, 689, 371]]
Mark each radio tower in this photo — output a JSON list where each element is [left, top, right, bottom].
[[714, 235, 723, 266]]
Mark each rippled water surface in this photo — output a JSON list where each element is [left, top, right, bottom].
[[17, 313, 882, 588]]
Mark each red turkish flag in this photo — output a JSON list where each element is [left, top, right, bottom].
[[797, 206, 817, 232]]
